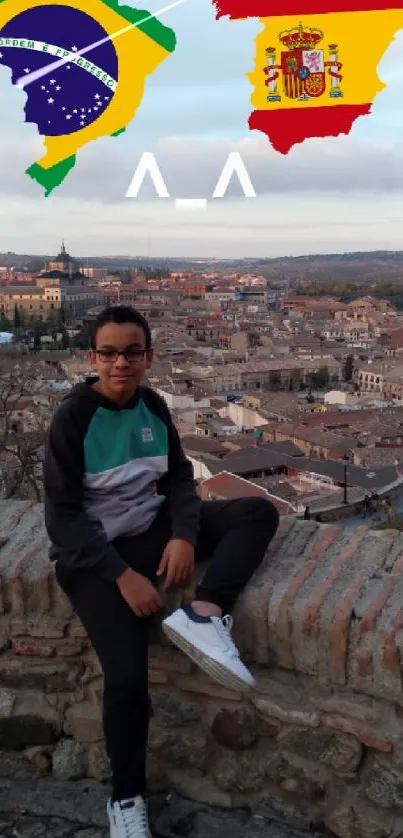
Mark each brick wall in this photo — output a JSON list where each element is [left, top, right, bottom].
[[1, 502, 403, 837]]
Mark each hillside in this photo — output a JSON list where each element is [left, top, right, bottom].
[[1, 250, 403, 284]]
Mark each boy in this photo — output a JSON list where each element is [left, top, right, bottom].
[[43, 305, 279, 838]]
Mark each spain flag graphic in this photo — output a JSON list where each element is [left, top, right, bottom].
[[213, 0, 403, 152], [0, 0, 175, 194]]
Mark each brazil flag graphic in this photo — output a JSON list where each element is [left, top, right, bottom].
[[0, 0, 175, 194]]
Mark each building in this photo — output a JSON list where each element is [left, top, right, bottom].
[[46, 241, 77, 275], [356, 365, 384, 393], [61, 286, 104, 323], [0, 286, 58, 320], [233, 287, 268, 305], [36, 241, 86, 286]]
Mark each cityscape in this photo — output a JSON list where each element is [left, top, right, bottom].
[[2, 242, 403, 838], [1, 242, 403, 525]]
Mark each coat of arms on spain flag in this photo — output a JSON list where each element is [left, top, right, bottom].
[[0, 0, 176, 195], [212, 0, 403, 153], [269, 23, 338, 102]]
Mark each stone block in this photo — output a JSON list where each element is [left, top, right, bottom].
[[148, 727, 206, 771], [325, 800, 393, 838], [309, 689, 380, 724], [148, 645, 193, 674], [253, 694, 319, 728], [0, 657, 80, 691], [65, 702, 103, 744], [264, 751, 328, 802], [148, 670, 168, 684], [252, 795, 313, 831], [12, 639, 55, 657], [52, 738, 86, 781], [87, 742, 110, 782], [68, 619, 88, 639], [252, 671, 320, 727], [0, 692, 62, 749], [324, 715, 392, 753], [10, 617, 67, 639], [0, 690, 15, 718], [209, 746, 266, 793], [25, 745, 51, 775], [174, 675, 242, 702], [279, 727, 363, 774], [168, 771, 232, 807], [364, 759, 403, 809], [54, 638, 87, 657], [86, 677, 104, 706], [211, 706, 257, 750], [0, 750, 42, 779], [151, 691, 202, 728]]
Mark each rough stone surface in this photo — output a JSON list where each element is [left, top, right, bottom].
[[64, 704, 102, 744], [0, 692, 62, 749], [210, 747, 267, 793], [279, 728, 363, 774], [151, 691, 202, 728], [364, 760, 403, 809], [211, 706, 257, 750], [264, 752, 328, 802], [3, 505, 403, 834], [0, 780, 330, 838], [86, 743, 110, 782], [148, 728, 206, 771], [325, 801, 395, 838], [52, 739, 86, 781]]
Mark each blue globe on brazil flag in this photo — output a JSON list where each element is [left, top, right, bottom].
[[0, 4, 118, 136]]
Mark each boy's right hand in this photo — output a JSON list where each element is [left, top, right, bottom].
[[117, 568, 163, 618]]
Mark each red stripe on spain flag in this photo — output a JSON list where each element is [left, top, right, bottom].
[[214, 0, 403, 16], [249, 104, 372, 153]]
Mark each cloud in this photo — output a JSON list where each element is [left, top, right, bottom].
[[2, 126, 403, 203], [1, 0, 403, 256]]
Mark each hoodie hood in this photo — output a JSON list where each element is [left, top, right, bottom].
[[63, 377, 140, 411]]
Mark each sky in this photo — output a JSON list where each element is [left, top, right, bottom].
[[1, 1, 403, 258]]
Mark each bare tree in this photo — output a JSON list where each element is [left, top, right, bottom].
[[0, 358, 62, 501]]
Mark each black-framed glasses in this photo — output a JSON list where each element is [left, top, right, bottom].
[[95, 347, 147, 363]]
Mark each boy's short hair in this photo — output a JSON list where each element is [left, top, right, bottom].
[[90, 305, 152, 350]]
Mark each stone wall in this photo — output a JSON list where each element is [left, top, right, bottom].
[[2, 503, 403, 837]]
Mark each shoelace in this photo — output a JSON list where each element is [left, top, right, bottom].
[[116, 798, 150, 838], [211, 614, 240, 658]]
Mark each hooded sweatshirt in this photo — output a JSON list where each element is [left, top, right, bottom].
[[43, 379, 201, 581]]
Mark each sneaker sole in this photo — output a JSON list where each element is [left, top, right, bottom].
[[162, 622, 253, 693]]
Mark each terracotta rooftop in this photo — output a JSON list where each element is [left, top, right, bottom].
[[201, 471, 295, 515]]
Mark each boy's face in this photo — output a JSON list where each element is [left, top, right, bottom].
[[89, 321, 153, 403]]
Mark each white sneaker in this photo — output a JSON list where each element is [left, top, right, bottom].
[[162, 607, 255, 692], [107, 796, 151, 838]]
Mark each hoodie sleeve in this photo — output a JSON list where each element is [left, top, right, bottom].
[[155, 398, 201, 546], [43, 400, 128, 581]]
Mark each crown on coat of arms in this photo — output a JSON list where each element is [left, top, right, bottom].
[[279, 22, 324, 50]]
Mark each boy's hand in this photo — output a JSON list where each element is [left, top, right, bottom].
[[157, 539, 195, 590], [117, 568, 163, 618]]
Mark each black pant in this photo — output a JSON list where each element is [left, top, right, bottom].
[[56, 497, 279, 802]]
